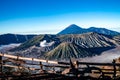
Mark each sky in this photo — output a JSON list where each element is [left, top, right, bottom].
[[0, 0, 120, 34]]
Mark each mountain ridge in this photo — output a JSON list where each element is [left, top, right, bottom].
[[58, 24, 87, 35], [57, 32, 118, 48], [0, 33, 36, 45], [58, 24, 120, 36], [10, 32, 120, 60]]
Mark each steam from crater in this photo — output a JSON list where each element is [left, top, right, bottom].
[[40, 40, 54, 47]]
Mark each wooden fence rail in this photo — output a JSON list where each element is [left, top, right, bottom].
[[0, 53, 120, 79]]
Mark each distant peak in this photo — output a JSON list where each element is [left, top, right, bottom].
[[68, 24, 81, 28], [69, 24, 78, 26], [57, 24, 84, 35]]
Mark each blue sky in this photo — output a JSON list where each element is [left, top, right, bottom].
[[0, 0, 120, 34]]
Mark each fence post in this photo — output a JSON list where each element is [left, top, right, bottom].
[[75, 60, 79, 69], [39, 62, 43, 71], [52, 65, 55, 73], [112, 59, 116, 79], [0, 55, 2, 73], [32, 58, 34, 69], [27, 67, 31, 74], [16, 55, 20, 70], [17, 55, 19, 61]]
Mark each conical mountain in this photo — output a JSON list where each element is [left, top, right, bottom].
[[58, 24, 120, 36], [45, 42, 93, 60], [58, 24, 87, 35]]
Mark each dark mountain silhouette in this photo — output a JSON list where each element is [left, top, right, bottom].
[[58, 24, 120, 36], [58, 24, 87, 34], [0, 34, 36, 45], [88, 27, 120, 36]]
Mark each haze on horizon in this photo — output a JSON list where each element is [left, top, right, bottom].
[[0, 0, 120, 34]]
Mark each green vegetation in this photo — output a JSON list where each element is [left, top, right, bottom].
[[45, 42, 93, 60], [12, 34, 55, 50]]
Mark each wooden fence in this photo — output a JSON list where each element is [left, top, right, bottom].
[[0, 53, 120, 79]]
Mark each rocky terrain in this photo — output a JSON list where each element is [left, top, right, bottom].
[[8, 32, 120, 60], [113, 35, 120, 44], [1, 24, 120, 61], [45, 42, 94, 60]]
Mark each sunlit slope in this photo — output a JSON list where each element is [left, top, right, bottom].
[[45, 42, 93, 60], [58, 32, 118, 48], [12, 34, 57, 50]]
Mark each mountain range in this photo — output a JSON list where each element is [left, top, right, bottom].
[[2, 24, 120, 60], [58, 24, 120, 36], [0, 24, 120, 46], [10, 32, 119, 60], [0, 34, 36, 45]]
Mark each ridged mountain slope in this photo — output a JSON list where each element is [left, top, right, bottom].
[[58, 32, 118, 48], [113, 35, 120, 45], [45, 42, 93, 60]]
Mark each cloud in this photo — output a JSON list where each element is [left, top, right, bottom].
[[0, 43, 21, 50], [40, 40, 54, 47]]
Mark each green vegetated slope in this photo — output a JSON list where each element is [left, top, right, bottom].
[[45, 42, 93, 60], [0, 33, 36, 45], [12, 34, 57, 51]]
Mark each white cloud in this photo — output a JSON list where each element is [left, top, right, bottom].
[[0, 43, 21, 50], [40, 40, 54, 47]]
